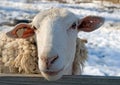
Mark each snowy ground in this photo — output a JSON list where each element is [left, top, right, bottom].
[[0, 0, 120, 76]]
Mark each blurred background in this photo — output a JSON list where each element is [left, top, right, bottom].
[[0, 0, 120, 76]]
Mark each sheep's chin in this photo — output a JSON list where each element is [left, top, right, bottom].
[[41, 69, 63, 81]]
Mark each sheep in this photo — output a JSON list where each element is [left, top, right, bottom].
[[0, 33, 87, 73], [0, 8, 104, 81], [0, 34, 87, 74]]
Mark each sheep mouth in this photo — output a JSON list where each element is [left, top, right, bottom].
[[44, 68, 64, 76]]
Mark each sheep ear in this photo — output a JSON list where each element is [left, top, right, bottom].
[[78, 16, 104, 32], [6, 23, 35, 38]]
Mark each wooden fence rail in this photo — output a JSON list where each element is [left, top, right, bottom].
[[0, 74, 120, 85]]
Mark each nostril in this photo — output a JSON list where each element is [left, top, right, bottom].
[[41, 57, 47, 62], [40, 55, 59, 70], [50, 55, 59, 64]]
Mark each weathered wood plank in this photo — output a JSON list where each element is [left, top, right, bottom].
[[0, 74, 120, 85]]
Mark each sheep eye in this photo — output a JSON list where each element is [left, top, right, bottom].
[[70, 22, 76, 29]]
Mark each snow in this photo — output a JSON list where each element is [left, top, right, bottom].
[[0, 0, 120, 76], [79, 28, 120, 76]]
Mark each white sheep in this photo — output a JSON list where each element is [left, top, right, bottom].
[[0, 8, 104, 81], [0, 34, 87, 74]]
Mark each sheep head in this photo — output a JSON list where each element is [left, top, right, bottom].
[[6, 8, 104, 81]]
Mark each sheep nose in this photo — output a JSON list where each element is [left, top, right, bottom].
[[41, 55, 59, 70]]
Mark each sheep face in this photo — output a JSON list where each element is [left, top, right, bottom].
[[6, 8, 104, 81], [34, 9, 78, 81]]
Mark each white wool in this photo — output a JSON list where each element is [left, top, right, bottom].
[[72, 38, 88, 75], [0, 32, 40, 74]]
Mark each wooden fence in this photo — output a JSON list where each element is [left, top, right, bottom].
[[0, 74, 120, 85], [97, 0, 120, 5], [24, 0, 120, 4]]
